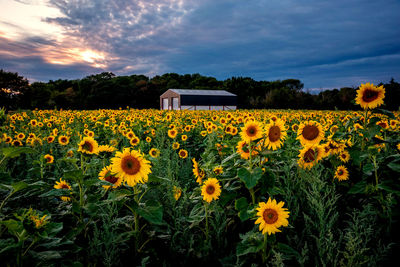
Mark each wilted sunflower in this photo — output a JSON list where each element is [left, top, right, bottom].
[[98, 145, 116, 154], [149, 148, 160, 158], [78, 137, 99, 155], [255, 197, 290, 235], [297, 144, 324, 169], [334, 165, 349, 181], [54, 178, 72, 202], [192, 158, 205, 185], [173, 186, 182, 201], [355, 83, 385, 110], [297, 121, 324, 146], [44, 154, 54, 164], [201, 178, 222, 203], [264, 118, 287, 150], [58, 135, 69, 146], [240, 120, 264, 143], [111, 148, 152, 187], [98, 165, 122, 189], [178, 149, 188, 159]]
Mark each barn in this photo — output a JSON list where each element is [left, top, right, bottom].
[[160, 89, 237, 110]]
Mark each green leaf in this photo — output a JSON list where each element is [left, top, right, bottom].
[[238, 167, 263, 189], [11, 181, 28, 192], [187, 202, 204, 224], [388, 160, 400, 172], [362, 163, 374, 175], [0, 147, 36, 159], [378, 183, 400, 196], [236, 231, 264, 257], [235, 197, 248, 211], [277, 243, 301, 260], [348, 181, 368, 194], [137, 200, 163, 225], [40, 189, 70, 198], [63, 169, 84, 182]]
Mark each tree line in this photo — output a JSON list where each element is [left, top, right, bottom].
[[1, 69, 399, 110]]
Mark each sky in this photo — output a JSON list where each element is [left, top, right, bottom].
[[1, 0, 400, 91]]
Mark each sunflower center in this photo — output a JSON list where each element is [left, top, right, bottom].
[[60, 184, 69, 189], [121, 155, 141, 175], [246, 126, 257, 137], [269, 126, 281, 142], [206, 185, 215, 194], [304, 149, 316, 163], [302, 125, 319, 140], [82, 141, 93, 152], [362, 89, 378, 103], [61, 137, 67, 143], [105, 174, 119, 184], [338, 170, 344, 176], [263, 208, 279, 224]]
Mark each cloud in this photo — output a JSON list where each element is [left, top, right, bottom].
[[0, 0, 399, 88]]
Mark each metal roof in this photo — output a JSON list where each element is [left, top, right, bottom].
[[169, 89, 236, 96]]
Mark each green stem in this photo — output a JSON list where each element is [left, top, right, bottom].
[[0, 190, 14, 213], [249, 188, 256, 205], [22, 239, 36, 256], [372, 155, 379, 187], [262, 234, 268, 263], [204, 202, 209, 241], [0, 155, 6, 167]]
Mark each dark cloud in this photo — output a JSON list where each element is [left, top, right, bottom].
[[1, 0, 399, 88]]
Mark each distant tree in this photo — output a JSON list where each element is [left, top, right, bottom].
[[0, 69, 30, 109]]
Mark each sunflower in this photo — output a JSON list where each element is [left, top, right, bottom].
[[78, 137, 99, 154], [44, 154, 54, 164], [255, 197, 290, 235], [173, 186, 182, 201], [264, 118, 287, 150], [58, 135, 69, 146], [168, 129, 177, 139], [181, 135, 188, 141], [213, 166, 223, 175], [12, 140, 23, 146], [178, 149, 188, 159], [172, 142, 180, 150], [98, 165, 122, 189], [111, 148, 152, 187], [30, 213, 49, 229], [192, 158, 205, 185], [240, 120, 264, 143], [201, 178, 222, 203], [149, 148, 160, 158], [200, 131, 207, 137], [146, 136, 152, 143], [297, 144, 324, 169], [130, 136, 140, 146], [297, 121, 324, 146], [236, 140, 259, 160], [355, 83, 385, 109], [54, 178, 72, 202], [47, 136, 55, 143], [339, 150, 350, 163], [334, 165, 349, 181]]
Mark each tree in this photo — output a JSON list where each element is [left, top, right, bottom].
[[0, 69, 30, 109]]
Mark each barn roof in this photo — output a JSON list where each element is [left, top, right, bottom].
[[169, 89, 236, 96]]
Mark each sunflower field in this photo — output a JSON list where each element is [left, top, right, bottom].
[[0, 84, 399, 266]]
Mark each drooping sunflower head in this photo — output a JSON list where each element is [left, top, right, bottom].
[[173, 186, 182, 201], [98, 145, 117, 154], [201, 178, 222, 203], [78, 137, 99, 155], [297, 144, 324, 169], [240, 120, 264, 143], [192, 158, 205, 185], [149, 148, 160, 158], [111, 148, 152, 187], [264, 119, 287, 150], [54, 178, 72, 202], [99, 165, 122, 189], [334, 165, 349, 181], [355, 83, 385, 110], [255, 197, 290, 235], [297, 121, 324, 146], [236, 140, 259, 160]]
